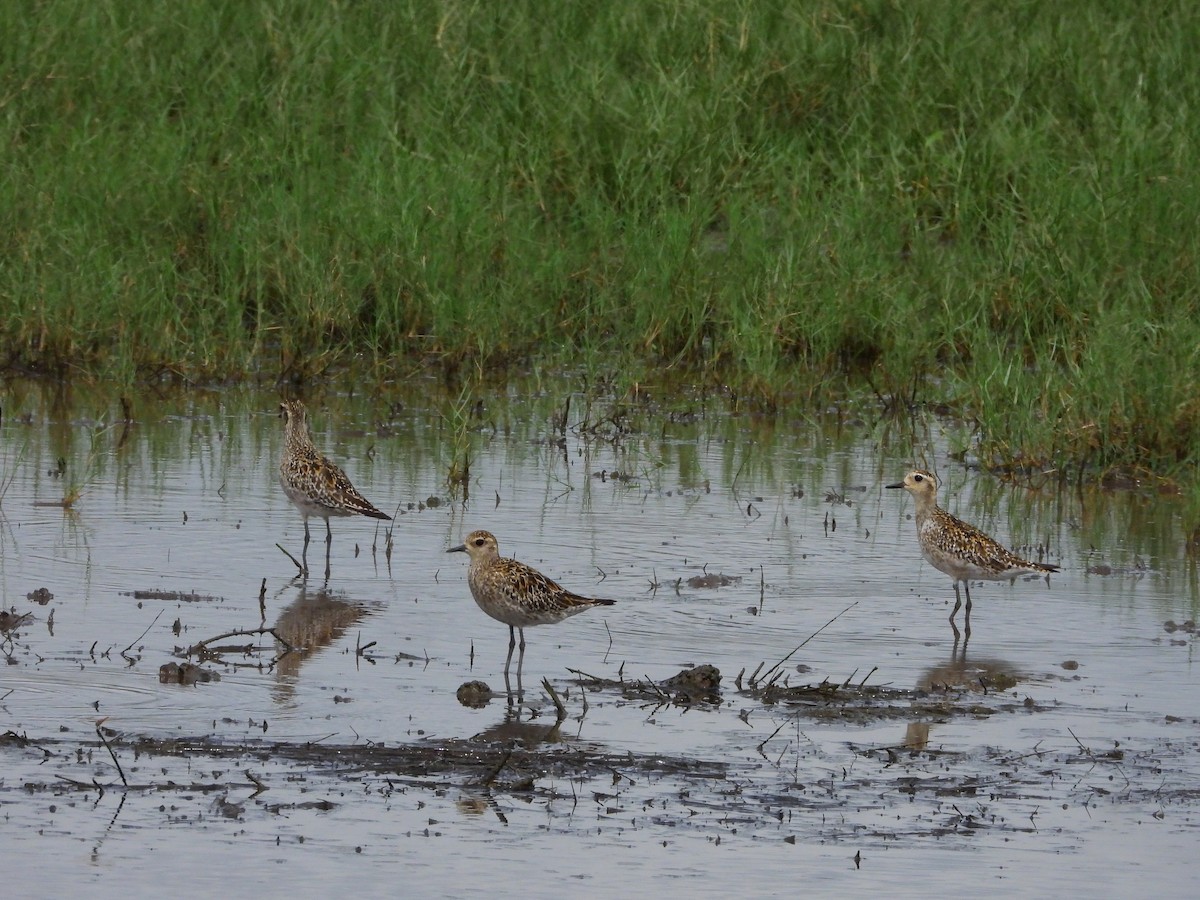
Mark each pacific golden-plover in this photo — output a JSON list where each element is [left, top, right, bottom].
[[887, 469, 1058, 635], [278, 399, 391, 578], [447, 530, 614, 695]]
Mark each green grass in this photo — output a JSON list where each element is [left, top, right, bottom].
[[2, 0, 1199, 484]]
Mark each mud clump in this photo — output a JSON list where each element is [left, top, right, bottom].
[[569, 664, 722, 705], [159, 662, 220, 685], [686, 573, 740, 589], [126, 589, 221, 603], [663, 664, 721, 702], [26, 588, 54, 605], [456, 680, 495, 708]]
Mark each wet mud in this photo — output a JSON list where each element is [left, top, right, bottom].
[[4, 665, 1196, 848]]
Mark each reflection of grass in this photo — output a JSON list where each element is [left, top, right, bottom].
[[0, 449, 19, 507], [0, 405, 23, 508], [2, 3, 1200, 486], [60, 432, 104, 509], [36, 423, 110, 510], [442, 383, 476, 493]]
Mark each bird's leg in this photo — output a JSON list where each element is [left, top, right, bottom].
[[324, 519, 333, 580], [301, 519, 311, 577], [963, 582, 973, 639], [949, 582, 963, 636], [504, 625, 517, 704], [515, 627, 526, 699]]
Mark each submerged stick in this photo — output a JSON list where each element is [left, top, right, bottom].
[[244, 770, 268, 795], [188, 626, 294, 658], [479, 747, 514, 788], [121, 610, 164, 657], [747, 660, 765, 688], [756, 717, 793, 757], [95, 721, 128, 787], [275, 543, 304, 574], [542, 678, 567, 722], [575, 671, 590, 718]]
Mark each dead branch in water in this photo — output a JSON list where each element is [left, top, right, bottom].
[[186, 626, 295, 668], [95, 720, 128, 787], [275, 543, 305, 574]]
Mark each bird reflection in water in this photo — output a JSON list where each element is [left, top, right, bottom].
[[455, 699, 570, 822], [272, 581, 372, 704], [904, 637, 1023, 752], [469, 701, 568, 748]]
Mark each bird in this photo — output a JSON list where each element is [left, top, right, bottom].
[[447, 530, 615, 697], [886, 469, 1058, 636], [277, 399, 391, 578]]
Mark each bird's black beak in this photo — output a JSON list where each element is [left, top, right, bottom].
[[885, 482, 904, 489], [447, 544, 466, 554]]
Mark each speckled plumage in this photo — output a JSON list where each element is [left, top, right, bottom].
[[887, 469, 1058, 634], [279, 400, 390, 577], [448, 530, 614, 691]]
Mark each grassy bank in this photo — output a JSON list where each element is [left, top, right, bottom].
[[2, 0, 1198, 483]]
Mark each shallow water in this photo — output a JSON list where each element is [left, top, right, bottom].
[[1, 379, 1197, 897]]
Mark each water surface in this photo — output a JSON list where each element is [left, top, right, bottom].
[[1, 379, 1196, 897]]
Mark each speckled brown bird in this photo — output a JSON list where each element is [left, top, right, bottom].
[[447, 530, 615, 693], [278, 399, 391, 578], [887, 469, 1058, 635]]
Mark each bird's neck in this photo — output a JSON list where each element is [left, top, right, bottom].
[[912, 492, 939, 526], [285, 424, 314, 450]]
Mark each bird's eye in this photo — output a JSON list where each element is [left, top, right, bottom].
[[474, 538, 485, 546], [913, 474, 923, 482]]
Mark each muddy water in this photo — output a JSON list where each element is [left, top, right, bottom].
[[1, 379, 1197, 897]]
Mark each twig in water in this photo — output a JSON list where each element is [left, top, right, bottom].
[[542, 678, 567, 722], [747, 660, 765, 688], [761, 602, 857, 681], [1068, 726, 1092, 756], [642, 676, 670, 703], [275, 543, 304, 574], [121, 610, 164, 658], [575, 671, 589, 718], [565, 666, 603, 682], [479, 747, 514, 787], [244, 770, 268, 795], [94, 720, 127, 787], [189, 627, 294, 658], [756, 718, 793, 757]]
